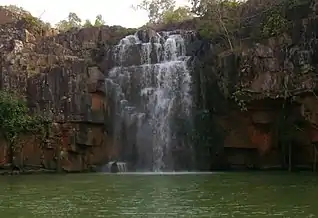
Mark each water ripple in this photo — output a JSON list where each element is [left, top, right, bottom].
[[0, 173, 317, 217]]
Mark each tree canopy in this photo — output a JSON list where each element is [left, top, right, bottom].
[[55, 12, 82, 31], [161, 6, 193, 24], [134, 0, 193, 24], [55, 12, 106, 31], [190, 0, 242, 49]]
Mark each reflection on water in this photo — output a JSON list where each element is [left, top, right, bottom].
[[0, 172, 317, 217], [114, 172, 218, 175]]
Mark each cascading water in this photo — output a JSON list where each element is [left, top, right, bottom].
[[105, 30, 193, 172]]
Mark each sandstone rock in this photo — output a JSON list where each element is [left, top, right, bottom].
[[0, 7, 134, 172]]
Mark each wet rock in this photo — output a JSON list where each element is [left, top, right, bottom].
[[110, 162, 119, 173], [136, 28, 158, 43]]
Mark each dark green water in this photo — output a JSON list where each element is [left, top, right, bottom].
[[0, 172, 317, 217]]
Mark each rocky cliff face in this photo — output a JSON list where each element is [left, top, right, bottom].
[[1, 1, 318, 173], [0, 6, 136, 172], [190, 0, 318, 170]]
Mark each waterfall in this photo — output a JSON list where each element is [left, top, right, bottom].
[[105, 30, 193, 172]]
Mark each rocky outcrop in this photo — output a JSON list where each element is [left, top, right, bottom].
[[0, 6, 136, 172], [190, 0, 318, 170]]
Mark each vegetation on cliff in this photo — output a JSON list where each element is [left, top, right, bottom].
[[187, 0, 314, 108], [4, 0, 311, 37], [132, 0, 305, 48], [0, 91, 50, 167], [198, 0, 310, 40], [2, 5, 51, 35], [55, 12, 106, 31], [2, 5, 108, 33]]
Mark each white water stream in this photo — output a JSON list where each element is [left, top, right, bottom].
[[105, 31, 192, 171]]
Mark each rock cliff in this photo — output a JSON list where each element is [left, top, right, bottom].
[[1, 0, 318, 173], [191, 0, 318, 170], [0, 6, 135, 172]]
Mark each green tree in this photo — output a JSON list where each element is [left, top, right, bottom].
[[190, 0, 242, 50], [67, 12, 82, 27], [83, 19, 93, 27], [162, 6, 193, 24], [82, 15, 105, 28], [0, 91, 49, 168], [94, 14, 105, 27], [189, 0, 208, 16], [134, 0, 176, 24], [55, 12, 82, 31], [56, 13, 106, 31]]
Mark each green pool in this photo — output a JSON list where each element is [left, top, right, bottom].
[[0, 172, 317, 217]]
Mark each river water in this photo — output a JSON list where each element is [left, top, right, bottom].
[[0, 172, 317, 217]]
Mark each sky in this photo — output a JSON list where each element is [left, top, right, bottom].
[[0, 0, 190, 28]]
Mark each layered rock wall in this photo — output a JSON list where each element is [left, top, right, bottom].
[[0, 7, 135, 172], [190, 0, 318, 170]]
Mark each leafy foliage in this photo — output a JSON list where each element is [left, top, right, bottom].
[[4, 5, 52, 35], [55, 12, 82, 31], [287, 0, 312, 9], [161, 6, 193, 24], [190, 0, 241, 39], [134, 0, 176, 23], [260, 0, 311, 37], [231, 89, 248, 111], [262, 10, 288, 37], [191, 0, 312, 42], [134, 0, 193, 24], [83, 19, 93, 28], [0, 91, 49, 146], [23, 14, 51, 34], [190, 0, 242, 49], [190, 0, 241, 16], [94, 14, 105, 27], [56, 12, 106, 31], [189, 0, 313, 53]]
